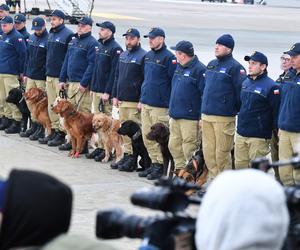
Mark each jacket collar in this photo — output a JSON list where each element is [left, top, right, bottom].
[[99, 35, 114, 45], [248, 70, 268, 81], [50, 24, 65, 33], [217, 53, 233, 62], [18, 27, 27, 34], [77, 31, 91, 39], [34, 29, 48, 38], [128, 43, 141, 53], [180, 55, 198, 69], [151, 43, 166, 53]]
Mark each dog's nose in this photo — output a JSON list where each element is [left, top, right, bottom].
[[50, 104, 54, 109]]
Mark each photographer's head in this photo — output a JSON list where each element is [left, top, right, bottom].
[[0, 169, 73, 250], [195, 169, 289, 250]]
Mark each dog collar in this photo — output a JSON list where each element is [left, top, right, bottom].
[[132, 129, 142, 140]]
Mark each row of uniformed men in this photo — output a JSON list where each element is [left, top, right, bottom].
[[0, 3, 298, 185]]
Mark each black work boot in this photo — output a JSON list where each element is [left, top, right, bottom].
[[0, 117, 12, 130], [20, 122, 38, 138], [30, 125, 45, 141], [146, 163, 164, 180], [38, 129, 55, 144], [5, 120, 21, 134], [110, 153, 129, 169], [58, 142, 72, 151], [138, 164, 154, 178], [118, 155, 138, 172], [85, 148, 104, 159], [47, 131, 66, 147], [94, 151, 106, 162]]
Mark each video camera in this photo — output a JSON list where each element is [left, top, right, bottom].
[[251, 157, 300, 250], [95, 177, 201, 250]]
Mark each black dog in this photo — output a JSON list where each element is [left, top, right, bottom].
[[117, 120, 151, 171], [6, 87, 31, 132], [146, 123, 175, 177]]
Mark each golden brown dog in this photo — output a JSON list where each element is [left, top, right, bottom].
[[92, 113, 123, 162], [23, 87, 51, 135], [51, 98, 94, 158]]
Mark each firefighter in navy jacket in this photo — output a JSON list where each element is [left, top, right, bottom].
[[235, 51, 280, 168], [277, 43, 300, 186], [39, 10, 73, 147], [139, 27, 177, 180], [201, 34, 246, 182], [0, 16, 26, 134], [168, 41, 206, 175], [21, 17, 49, 139], [110, 28, 147, 171], [88, 21, 123, 161]]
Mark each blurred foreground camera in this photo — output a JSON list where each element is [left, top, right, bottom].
[[96, 177, 201, 250]]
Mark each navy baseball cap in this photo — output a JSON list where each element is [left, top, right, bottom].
[[14, 13, 26, 24], [1, 16, 13, 24], [51, 9, 66, 20], [78, 16, 93, 26], [0, 180, 7, 212], [96, 21, 115, 33], [0, 4, 9, 11], [284, 43, 300, 56], [170, 40, 194, 56], [244, 51, 268, 66], [122, 28, 140, 38], [144, 27, 165, 38], [31, 17, 45, 30], [216, 34, 235, 50]]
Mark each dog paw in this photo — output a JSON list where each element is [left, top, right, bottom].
[[73, 151, 80, 158], [101, 157, 109, 163], [68, 151, 75, 157]]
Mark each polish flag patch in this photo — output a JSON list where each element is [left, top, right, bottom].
[[116, 50, 122, 54], [240, 69, 246, 74], [274, 89, 280, 95], [172, 59, 177, 64], [18, 38, 23, 42]]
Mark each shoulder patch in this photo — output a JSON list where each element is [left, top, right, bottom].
[[172, 59, 177, 64], [240, 69, 246, 74], [116, 50, 122, 54], [273, 89, 280, 95], [18, 38, 23, 42]]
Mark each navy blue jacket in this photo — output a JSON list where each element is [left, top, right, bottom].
[[18, 27, 30, 45], [0, 28, 26, 75], [169, 56, 206, 120], [112, 44, 146, 102], [46, 24, 73, 78], [201, 54, 247, 117], [278, 69, 300, 132], [25, 29, 48, 80], [90, 36, 123, 94], [59, 32, 99, 88], [237, 72, 280, 139], [140, 44, 177, 108]]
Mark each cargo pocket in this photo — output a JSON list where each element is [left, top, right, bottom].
[[219, 121, 235, 152]]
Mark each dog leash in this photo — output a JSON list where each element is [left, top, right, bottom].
[[59, 88, 87, 111]]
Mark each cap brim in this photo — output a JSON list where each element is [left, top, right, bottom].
[[143, 34, 155, 38], [170, 46, 177, 50], [96, 23, 104, 27], [122, 33, 138, 37], [31, 26, 43, 30], [14, 21, 22, 24], [284, 50, 299, 56]]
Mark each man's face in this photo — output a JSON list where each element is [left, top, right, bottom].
[[14, 22, 25, 31], [34, 26, 46, 36], [291, 54, 300, 71], [215, 43, 231, 58], [0, 10, 8, 19], [175, 51, 187, 65], [248, 60, 266, 77], [99, 27, 112, 40], [148, 36, 164, 50], [77, 23, 91, 35], [280, 54, 292, 72], [1, 23, 13, 34], [50, 16, 63, 28], [125, 35, 139, 50]]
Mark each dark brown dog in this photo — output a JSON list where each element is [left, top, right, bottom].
[[23, 87, 51, 135], [146, 122, 175, 177], [51, 98, 94, 158]]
